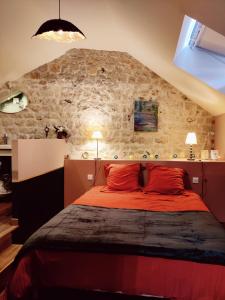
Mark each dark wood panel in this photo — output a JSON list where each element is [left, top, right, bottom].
[[0, 156, 12, 196], [12, 168, 64, 243], [203, 162, 225, 222]]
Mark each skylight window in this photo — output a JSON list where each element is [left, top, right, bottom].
[[174, 15, 225, 94], [188, 21, 202, 48]]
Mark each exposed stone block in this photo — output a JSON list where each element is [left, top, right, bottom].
[[0, 49, 213, 159]]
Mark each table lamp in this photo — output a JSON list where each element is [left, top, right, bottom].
[[185, 132, 197, 160], [91, 131, 103, 159]]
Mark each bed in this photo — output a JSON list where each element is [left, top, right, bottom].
[[7, 163, 225, 300]]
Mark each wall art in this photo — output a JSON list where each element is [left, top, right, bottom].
[[134, 100, 158, 132]]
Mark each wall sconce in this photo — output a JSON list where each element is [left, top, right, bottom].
[[185, 132, 197, 160], [91, 131, 103, 160]]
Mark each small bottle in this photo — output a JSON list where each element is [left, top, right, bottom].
[[3, 133, 8, 144]]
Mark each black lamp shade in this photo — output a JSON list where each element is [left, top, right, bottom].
[[32, 18, 86, 42]]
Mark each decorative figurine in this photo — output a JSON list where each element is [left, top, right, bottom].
[[3, 133, 8, 144], [44, 125, 50, 138], [54, 126, 70, 140], [142, 151, 150, 159], [81, 152, 89, 159]]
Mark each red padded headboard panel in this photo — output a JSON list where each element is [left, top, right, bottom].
[[64, 159, 202, 207]]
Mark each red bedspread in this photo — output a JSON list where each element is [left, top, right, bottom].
[[74, 186, 209, 212], [10, 250, 225, 300], [9, 187, 225, 300]]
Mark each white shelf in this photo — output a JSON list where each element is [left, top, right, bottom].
[[0, 145, 12, 150]]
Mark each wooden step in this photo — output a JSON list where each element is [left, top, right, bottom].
[[9, 218, 19, 227], [0, 218, 19, 252], [0, 202, 11, 217], [0, 219, 18, 240], [0, 234, 11, 253], [0, 244, 22, 274], [0, 244, 22, 294], [0, 289, 7, 300], [0, 216, 18, 225]]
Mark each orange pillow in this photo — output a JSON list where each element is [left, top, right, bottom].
[[144, 164, 185, 194], [103, 163, 141, 192]]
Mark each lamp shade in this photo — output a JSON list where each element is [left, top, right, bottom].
[[185, 132, 197, 145], [32, 19, 86, 42], [32, 0, 86, 43], [92, 131, 103, 139]]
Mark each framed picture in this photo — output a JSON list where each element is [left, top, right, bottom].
[[134, 100, 158, 132]]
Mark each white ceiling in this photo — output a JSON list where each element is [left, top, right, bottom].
[[1, 0, 225, 116]]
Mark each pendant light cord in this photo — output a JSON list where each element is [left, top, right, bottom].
[[59, 0, 61, 19]]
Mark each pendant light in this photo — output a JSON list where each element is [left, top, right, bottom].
[[32, 0, 86, 43]]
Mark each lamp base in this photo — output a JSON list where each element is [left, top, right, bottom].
[[94, 157, 101, 160], [187, 145, 195, 161]]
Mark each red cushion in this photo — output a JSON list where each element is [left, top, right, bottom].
[[104, 163, 141, 192], [144, 164, 185, 194]]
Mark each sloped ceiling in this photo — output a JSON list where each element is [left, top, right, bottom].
[[1, 0, 225, 116]]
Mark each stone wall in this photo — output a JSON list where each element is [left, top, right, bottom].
[[0, 49, 213, 159]]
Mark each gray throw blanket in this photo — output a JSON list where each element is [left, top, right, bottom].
[[17, 204, 225, 265]]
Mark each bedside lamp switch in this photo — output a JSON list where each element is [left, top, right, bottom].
[[87, 174, 94, 181], [192, 177, 199, 184]]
